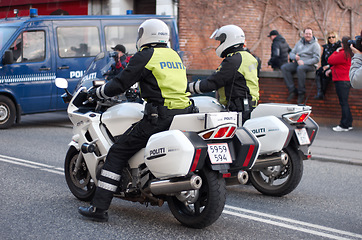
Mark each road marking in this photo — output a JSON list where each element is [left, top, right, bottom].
[[0, 154, 64, 175], [224, 205, 362, 240], [1, 154, 361, 239]]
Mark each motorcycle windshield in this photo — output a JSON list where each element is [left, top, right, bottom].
[[76, 51, 116, 90]]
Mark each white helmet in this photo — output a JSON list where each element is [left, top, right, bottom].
[[210, 25, 245, 58], [136, 19, 170, 50]]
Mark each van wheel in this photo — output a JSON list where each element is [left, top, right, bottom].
[[0, 96, 16, 129]]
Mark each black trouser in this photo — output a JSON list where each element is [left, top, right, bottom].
[[334, 81, 353, 128], [315, 66, 332, 96], [92, 105, 192, 210], [281, 62, 316, 94]]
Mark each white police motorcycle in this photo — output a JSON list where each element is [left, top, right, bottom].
[[55, 51, 260, 229], [193, 93, 319, 197]]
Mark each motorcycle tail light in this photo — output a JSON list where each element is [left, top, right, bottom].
[[202, 131, 214, 140], [225, 126, 236, 137], [283, 111, 311, 124], [214, 127, 229, 138], [199, 124, 237, 140]]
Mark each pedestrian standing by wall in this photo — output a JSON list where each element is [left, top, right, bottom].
[[314, 31, 341, 100], [281, 28, 321, 104], [326, 36, 354, 132], [267, 30, 290, 71]]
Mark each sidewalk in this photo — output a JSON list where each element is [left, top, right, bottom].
[[310, 125, 362, 166]]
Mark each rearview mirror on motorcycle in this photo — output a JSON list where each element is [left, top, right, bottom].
[[55, 78, 73, 103], [55, 78, 68, 89]]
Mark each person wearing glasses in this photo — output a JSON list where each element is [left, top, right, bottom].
[[314, 31, 341, 100]]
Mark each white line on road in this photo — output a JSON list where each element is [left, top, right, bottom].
[[1, 154, 361, 239], [0, 154, 64, 175], [224, 205, 362, 240]]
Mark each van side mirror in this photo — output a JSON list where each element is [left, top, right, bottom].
[[2, 50, 14, 65]]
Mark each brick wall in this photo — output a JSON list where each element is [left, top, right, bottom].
[[178, 0, 361, 71], [258, 72, 362, 127]]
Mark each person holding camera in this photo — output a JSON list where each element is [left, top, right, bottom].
[[349, 32, 362, 89], [326, 36, 354, 132], [106, 44, 130, 79]]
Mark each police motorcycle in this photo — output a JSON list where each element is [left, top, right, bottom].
[[192, 95, 319, 197], [55, 51, 260, 229]]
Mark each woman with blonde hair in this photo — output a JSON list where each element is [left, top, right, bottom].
[[314, 31, 341, 99]]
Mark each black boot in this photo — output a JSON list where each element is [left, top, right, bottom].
[[286, 90, 297, 102], [313, 94, 324, 100], [297, 94, 305, 105], [313, 74, 324, 100], [78, 205, 109, 222]]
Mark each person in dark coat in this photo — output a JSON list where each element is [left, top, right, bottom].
[[314, 31, 341, 100], [106, 44, 129, 79], [267, 30, 290, 71]]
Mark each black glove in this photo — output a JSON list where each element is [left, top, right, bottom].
[[88, 87, 101, 102]]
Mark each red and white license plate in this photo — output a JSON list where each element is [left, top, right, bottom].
[[295, 128, 310, 145], [207, 143, 232, 164]]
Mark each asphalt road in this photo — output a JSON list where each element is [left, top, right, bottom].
[[0, 112, 361, 240]]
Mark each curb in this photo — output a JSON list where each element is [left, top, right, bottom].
[[311, 155, 362, 166]]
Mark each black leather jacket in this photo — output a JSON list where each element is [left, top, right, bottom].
[[268, 35, 290, 69]]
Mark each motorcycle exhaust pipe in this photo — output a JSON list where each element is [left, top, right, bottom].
[[150, 175, 202, 195], [252, 152, 288, 170], [225, 170, 249, 186], [237, 170, 249, 185]]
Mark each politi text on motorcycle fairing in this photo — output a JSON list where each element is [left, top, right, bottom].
[[149, 147, 166, 156]]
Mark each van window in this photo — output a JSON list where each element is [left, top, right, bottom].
[[0, 27, 18, 50], [57, 26, 100, 58], [105, 26, 139, 54], [8, 30, 46, 63]]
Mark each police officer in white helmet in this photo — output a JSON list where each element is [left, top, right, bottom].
[[79, 19, 194, 222], [188, 25, 259, 124]]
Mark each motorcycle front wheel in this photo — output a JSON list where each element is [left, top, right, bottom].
[[64, 147, 96, 201], [249, 145, 303, 197], [167, 167, 226, 229]]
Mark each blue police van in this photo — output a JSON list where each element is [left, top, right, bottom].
[[0, 9, 180, 128]]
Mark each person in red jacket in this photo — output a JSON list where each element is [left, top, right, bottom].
[[326, 36, 354, 132]]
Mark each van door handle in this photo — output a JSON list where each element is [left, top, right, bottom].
[[39, 67, 51, 71], [58, 65, 70, 70]]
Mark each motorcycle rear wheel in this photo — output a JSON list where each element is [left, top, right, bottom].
[[64, 147, 96, 201], [167, 168, 226, 229], [249, 146, 303, 197]]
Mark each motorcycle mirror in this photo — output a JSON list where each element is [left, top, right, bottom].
[[55, 78, 69, 89]]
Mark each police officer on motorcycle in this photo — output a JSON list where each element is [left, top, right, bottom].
[[78, 19, 195, 222], [188, 25, 259, 124]]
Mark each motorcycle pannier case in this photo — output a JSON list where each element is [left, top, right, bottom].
[[144, 130, 197, 179]]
